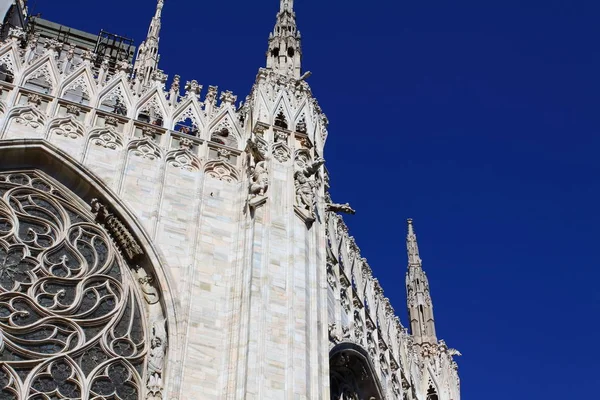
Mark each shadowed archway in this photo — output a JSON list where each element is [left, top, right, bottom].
[[330, 343, 385, 400]]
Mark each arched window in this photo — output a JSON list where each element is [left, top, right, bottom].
[[427, 384, 439, 400], [274, 111, 288, 129], [0, 170, 160, 399], [330, 345, 384, 400]]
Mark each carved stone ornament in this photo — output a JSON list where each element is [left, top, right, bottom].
[[205, 161, 239, 183], [326, 262, 337, 289], [66, 104, 81, 116], [130, 139, 162, 161], [272, 142, 291, 163], [184, 79, 201, 98], [329, 323, 342, 344], [27, 94, 43, 107], [91, 198, 144, 262], [50, 117, 85, 140], [105, 115, 119, 126], [90, 128, 123, 150], [8, 26, 25, 41], [12, 107, 45, 130], [166, 149, 201, 172], [327, 202, 356, 215]]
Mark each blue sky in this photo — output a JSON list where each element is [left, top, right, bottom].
[[41, 0, 600, 398]]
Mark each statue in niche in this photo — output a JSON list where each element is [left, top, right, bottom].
[[147, 319, 167, 400], [294, 154, 325, 218], [249, 161, 269, 197]]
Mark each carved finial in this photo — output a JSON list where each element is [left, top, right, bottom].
[[407, 218, 421, 267], [170, 74, 180, 93], [184, 80, 201, 98], [220, 90, 237, 107]]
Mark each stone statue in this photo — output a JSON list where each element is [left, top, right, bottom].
[[147, 319, 167, 399], [294, 156, 325, 216], [249, 161, 269, 197]]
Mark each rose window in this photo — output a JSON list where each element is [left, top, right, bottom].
[[0, 171, 152, 400]]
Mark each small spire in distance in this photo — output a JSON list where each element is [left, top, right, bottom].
[[133, 0, 164, 88], [407, 219, 422, 267], [266, 0, 302, 78]]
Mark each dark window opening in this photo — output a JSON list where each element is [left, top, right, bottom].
[[0, 64, 13, 83], [427, 385, 439, 400], [274, 111, 288, 129]]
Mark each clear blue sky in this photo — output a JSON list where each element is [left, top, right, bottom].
[[40, 0, 599, 398]]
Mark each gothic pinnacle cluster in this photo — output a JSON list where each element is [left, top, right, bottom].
[[406, 219, 438, 345], [133, 0, 164, 89], [266, 0, 302, 78]]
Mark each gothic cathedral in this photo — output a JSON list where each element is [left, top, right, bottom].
[[0, 1, 460, 399]]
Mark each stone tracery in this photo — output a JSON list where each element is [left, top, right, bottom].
[[0, 171, 155, 400]]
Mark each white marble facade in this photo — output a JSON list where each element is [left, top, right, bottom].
[[0, 1, 460, 399]]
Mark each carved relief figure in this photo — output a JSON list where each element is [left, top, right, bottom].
[[294, 153, 325, 217], [249, 161, 269, 197], [147, 319, 167, 400], [135, 267, 160, 305]]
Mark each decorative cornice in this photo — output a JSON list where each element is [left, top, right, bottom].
[[91, 199, 144, 262]]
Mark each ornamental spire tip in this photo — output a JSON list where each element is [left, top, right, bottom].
[[406, 218, 421, 267]]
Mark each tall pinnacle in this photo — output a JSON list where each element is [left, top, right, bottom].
[[405, 219, 437, 345], [148, 0, 164, 39], [266, 0, 302, 79], [133, 0, 164, 88]]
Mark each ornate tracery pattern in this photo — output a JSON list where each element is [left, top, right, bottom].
[[0, 171, 148, 400]]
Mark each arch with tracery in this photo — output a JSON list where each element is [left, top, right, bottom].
[[0, 169, 170, 400], [330, 343, 384, 400]]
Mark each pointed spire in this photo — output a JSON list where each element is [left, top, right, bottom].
[[266, 0, 302, 78], [133, 0, 165, 89], [148, 0, 164, 38], [405, 219, 437, 345], [407, 219, 422, 267]]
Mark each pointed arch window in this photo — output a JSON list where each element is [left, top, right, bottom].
[[274, 111, 288, 129], [427, 384, 439, 400]]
